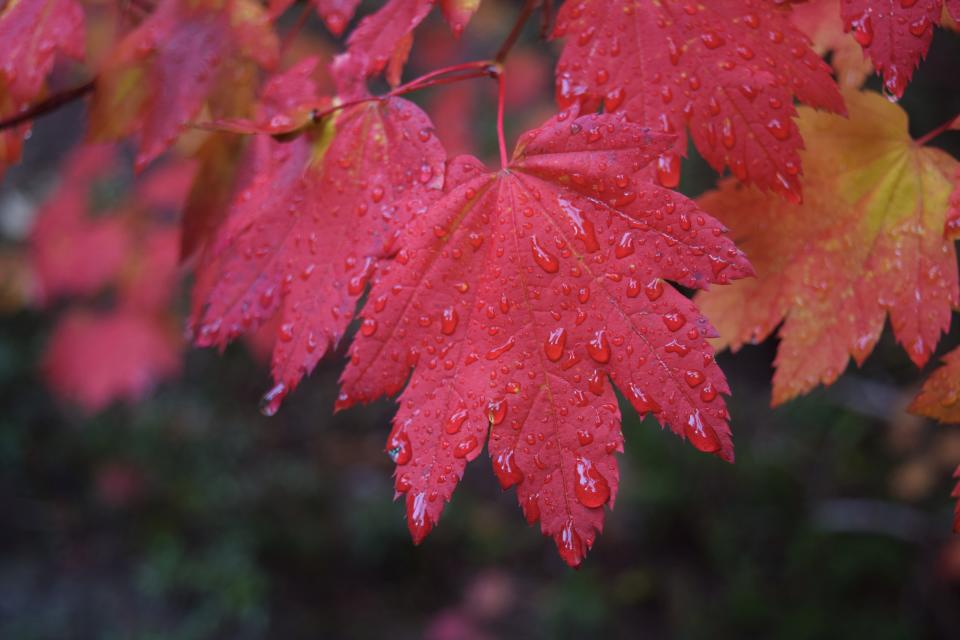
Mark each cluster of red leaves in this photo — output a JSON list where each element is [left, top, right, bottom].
[[0, 0, 84, 176], [3, 0, 960, 564]]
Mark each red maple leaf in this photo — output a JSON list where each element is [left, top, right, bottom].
[[316, 0, 363, 34], [39, 181, 187, 415], [31, 144, 195, 305], [31, 143, 193, 412], [439, 0, 481, 38], [907, 347, 960, 534], [0, 0, 85, 103], [89, 0, 278, 171], [0, 105, 28, 178], [0, 0, 85, 175], [552, 0, 845, 201], [29, 145, 130, 303], [839, 0, 960, 98], [43, 308, 181, 413], [270, 0, 363, 36], [789, 0, 874, 90], [344, 0, 434, 83], [271, 0, 480, 54], [191, 57, 447, 411], [342, 0, 482, 84], [337, 109, 752, 566]]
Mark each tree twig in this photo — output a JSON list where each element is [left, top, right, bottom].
[[0, 80, 96, 132]]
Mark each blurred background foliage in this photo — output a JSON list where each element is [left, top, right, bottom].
[[2, 1, 960, 638]]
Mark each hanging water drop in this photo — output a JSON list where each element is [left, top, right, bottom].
[[493, 449, 524, 489], [574, 456, 611, 508], [259, 382, 287, 417], [387, 426, 413, 465]]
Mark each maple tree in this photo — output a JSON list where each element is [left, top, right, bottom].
[[2, 0, 960, 567]]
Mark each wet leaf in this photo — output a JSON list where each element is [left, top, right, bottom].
[[552, 0, 845, 200], [190, 57, 447, 409], [698, 90, 959, 405], [338, 108, 751, 566], [88, 0, 278, 171]]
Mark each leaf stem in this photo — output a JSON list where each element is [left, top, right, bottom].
[[390, 60, 493, 95], [0, 80, 95, 132], [915, 113, 959, 147], [495, 0, 540, 64], [312, 67, 492, 121], [496, 67, 508, 169]]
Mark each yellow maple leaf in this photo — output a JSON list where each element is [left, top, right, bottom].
[[697, 89, 959, 405]]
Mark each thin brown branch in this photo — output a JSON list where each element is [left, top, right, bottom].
[[0, 80, 96, 132]]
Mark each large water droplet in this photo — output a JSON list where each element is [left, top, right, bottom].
[[493, 449, 524, 489], [445, 408, 468, 434], [259, 382, 287, 416], [556, 518, 586, 566], [615, 233, 635, 258], [486, 336, 516, 360], [720, 118, 735, 149], [574, 456, 611, 508], [662, 311, 686, 331], [453, 435, 479, 459], [523, 493, 540, 524], [387, 425, 412, 465], [406, 491, 433, 543], [531, 236, 560, 273], [700, 383, 717, 402], [909, 16, 930, 38], [684, 410, 721, 453], [441, 307, 459, 335], [684, 369, 705, 387], [656, 154, 680, 188], [645, 279, 664, 301], [488, 398, 507, 425], [360, 317, 378, 336], [587, 329, 612, 363], [545, 327, 567, 362], [628, 383, 662, 415], [848, 12, 874, 47], [700, 31, 725, 49], [765, 118, 789, 141]]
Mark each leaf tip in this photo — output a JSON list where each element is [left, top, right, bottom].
[[406, 491, 435, 544]]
